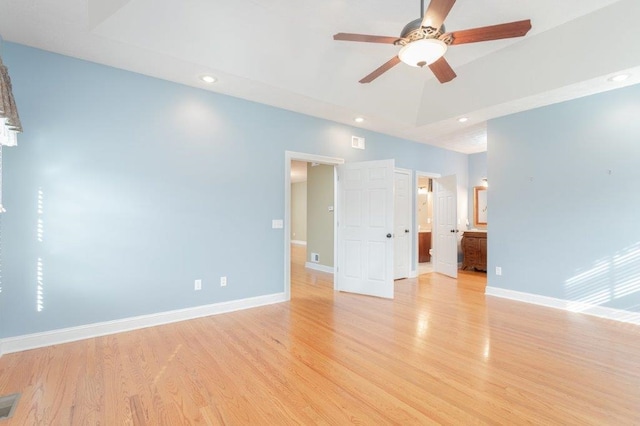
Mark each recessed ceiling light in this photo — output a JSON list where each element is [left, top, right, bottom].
[[608, 74, 630, 83], [354, 117, 365, 123], [201, 75, 217, 84], [458, 117, 469, 123]]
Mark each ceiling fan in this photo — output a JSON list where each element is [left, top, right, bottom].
[[333, 0, 532, 84]]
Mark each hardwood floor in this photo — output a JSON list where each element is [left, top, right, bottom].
[[1, 245, 639, 424]]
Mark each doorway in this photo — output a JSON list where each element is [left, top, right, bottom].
[[285, 153, 398, 300], [417, 175, 434, 275], [290, 160, 336, 274], [284, 152, 343, 300]]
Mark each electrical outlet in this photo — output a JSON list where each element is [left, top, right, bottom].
[[495, 267, 502, 276], [194, 279, 202, 291], [220, 276, 227, 287]]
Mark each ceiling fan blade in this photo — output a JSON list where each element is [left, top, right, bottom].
[[428, 57, 457, 83], [448, 19, 532, 45], [333, 33, 399, 44], [359, 56, 401, 84], [421, 0, 456, 30]]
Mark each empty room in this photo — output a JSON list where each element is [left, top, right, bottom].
[[1, 0, 639, 424]]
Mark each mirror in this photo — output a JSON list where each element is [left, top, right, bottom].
[[474, 186, 487, 226]]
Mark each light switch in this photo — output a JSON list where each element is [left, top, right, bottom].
[[272, 219, 283, 229], [328, 206, 334, 212]]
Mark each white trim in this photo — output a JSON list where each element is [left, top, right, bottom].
[[395, 167, 412, 174], [284, 151, 344, 301], [332, 166, 339, 291], [486, 286, 640, 326], [305, 262, 335, 274], [0, 292, 286, 356], [291, 240, 307, 246]]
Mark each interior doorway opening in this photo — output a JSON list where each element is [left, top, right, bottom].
[[284, 152, 343, 301], [286, 153, 399, 300], [290, 160, 336, 274], [417, 176, 434, 275]]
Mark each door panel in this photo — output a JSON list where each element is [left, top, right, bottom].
[[345, 190, 362, 226], [368, 241, 386, 280], [337, 159, 395, 299]]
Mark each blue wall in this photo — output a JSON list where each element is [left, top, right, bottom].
[[488, 83, 640, 313], [467, 152, 487, 227], [0, 43, 468, 338]]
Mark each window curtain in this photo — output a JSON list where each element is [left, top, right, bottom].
[[0, 50, 22, 212], [0, 55, 22, 147]]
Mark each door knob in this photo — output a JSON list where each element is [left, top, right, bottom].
[[405, 229, 410, 233], [386, 233, 392, 238], [450, 229, 455, 233]]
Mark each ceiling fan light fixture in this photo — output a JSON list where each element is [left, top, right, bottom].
[[398, 39, 447, 68]]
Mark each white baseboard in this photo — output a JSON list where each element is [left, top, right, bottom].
[[409, 270, 418, 278], [291, 240, 307, 246], [0, 292, 286, 357], [486, 286, 640, 326], [305, 262, 334, 274]]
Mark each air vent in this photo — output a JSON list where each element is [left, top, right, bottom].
[[0, 393, 20, 420], [351, 136, 365, 150]]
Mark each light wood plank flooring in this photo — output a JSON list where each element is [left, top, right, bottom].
[[0, 245, 639, 424]]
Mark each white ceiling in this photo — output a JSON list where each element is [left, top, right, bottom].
[[1, 0, 640, 153]]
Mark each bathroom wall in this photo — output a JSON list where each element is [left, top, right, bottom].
[[417, 178, 433, 232]]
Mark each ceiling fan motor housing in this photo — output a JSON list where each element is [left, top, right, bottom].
[[395, 18, 451, 47]]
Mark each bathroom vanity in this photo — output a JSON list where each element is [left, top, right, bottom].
[[461, 230, 487, 271], [418, 231, 432, 262]]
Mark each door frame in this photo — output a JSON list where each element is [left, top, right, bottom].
[[413, 171, 441, 277], [284, 151, 344, 301]]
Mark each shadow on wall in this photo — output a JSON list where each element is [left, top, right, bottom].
[[564, 241, 640, 317]]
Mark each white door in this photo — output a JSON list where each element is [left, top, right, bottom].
[[336, 159, 395, 299], [394, 170, 411, 280], [434, 174, 458, 278]]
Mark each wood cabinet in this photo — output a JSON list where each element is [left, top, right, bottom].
[[462, 231, 487, 271], [419, 232, 431, 263]]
